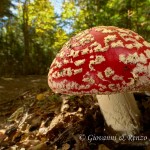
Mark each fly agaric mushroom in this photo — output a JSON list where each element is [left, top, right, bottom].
[[48, 26, 150, 136]]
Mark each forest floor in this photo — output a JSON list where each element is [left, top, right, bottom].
[[0, 76, 48, 122], [0, 76, 150, 150]]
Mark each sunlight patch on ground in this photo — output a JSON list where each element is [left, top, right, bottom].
[[1, 77, 13, 81], [0, 86, 4, 89]]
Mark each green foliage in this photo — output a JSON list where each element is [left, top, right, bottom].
[[62, 1, 78, 20], [62, 0, 150, 40], [0, 0, 69, 76], [28, 0, 56, 34], [52, 28, 68, 54]]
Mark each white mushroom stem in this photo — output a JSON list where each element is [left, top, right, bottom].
[[96, 93, 141, 135]]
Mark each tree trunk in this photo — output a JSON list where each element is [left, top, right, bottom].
[[22, 0, 31, 75]]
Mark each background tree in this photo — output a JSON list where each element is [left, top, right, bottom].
[[0, 0, 68, 75], [62, 0, 150, 40], [0, 0, 15, 17]]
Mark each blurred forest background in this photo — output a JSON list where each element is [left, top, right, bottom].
[[0, 0, 150, 76]]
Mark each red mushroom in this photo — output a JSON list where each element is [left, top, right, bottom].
[[48, 26, 150, 136]]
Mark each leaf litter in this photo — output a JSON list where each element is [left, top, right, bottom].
[[0, 88, 150, 150]]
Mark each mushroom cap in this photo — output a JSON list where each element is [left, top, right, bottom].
[[48, 26, 150, 95]]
